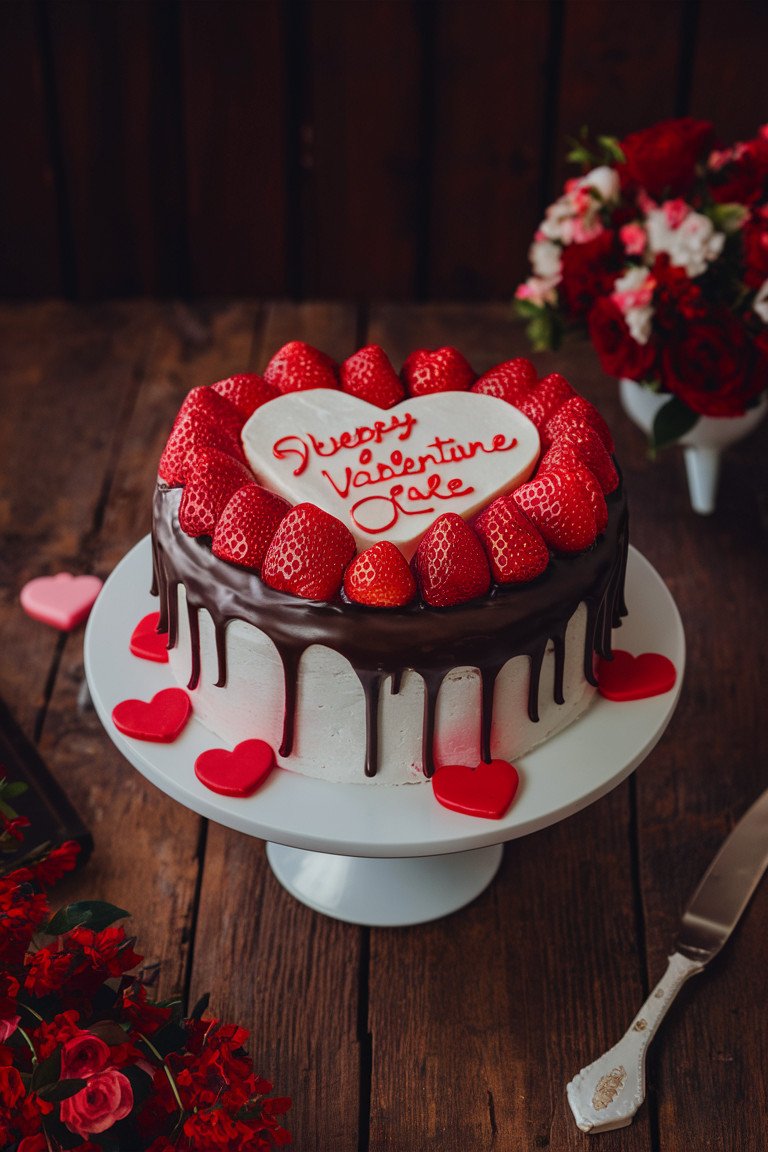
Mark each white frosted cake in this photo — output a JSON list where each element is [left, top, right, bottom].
[[151, 343, 627, 785]]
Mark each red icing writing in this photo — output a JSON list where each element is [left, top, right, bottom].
[[273, 410, 417, 476], [270, 412, 520, 534]]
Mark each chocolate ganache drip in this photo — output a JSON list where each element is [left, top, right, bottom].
[[152, 483, 628, 778]]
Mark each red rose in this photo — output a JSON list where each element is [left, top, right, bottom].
[[742, 208, 768, 289], [59, 1068, 133, 1137], [661, 310, 763, 415], [619, 117, 714, 198], [652, 253, 706, 316], [588, 297, 658, 381], [559, 232, 623, 318], [60, 1033, 111, 1080], [710, 135, 768, 204]]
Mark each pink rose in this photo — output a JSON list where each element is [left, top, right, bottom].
[[60, 1032, 111, 1079], [60, 1068, 134, 1137]]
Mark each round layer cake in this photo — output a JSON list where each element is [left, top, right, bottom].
[[151, 344, 628, 785]]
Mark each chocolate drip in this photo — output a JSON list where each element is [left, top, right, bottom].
[[356, 670, 382, 778], [186, 601, 201, 691], [420, 671, 444, 779], [480, 664, 504, 763], [152, 480, 629, 780]]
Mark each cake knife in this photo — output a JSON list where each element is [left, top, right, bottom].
[[566, 785, 768, 1133]]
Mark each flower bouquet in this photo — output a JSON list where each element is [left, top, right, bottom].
[[0, 773, 291, 1151], [515, 117, 768, 451]]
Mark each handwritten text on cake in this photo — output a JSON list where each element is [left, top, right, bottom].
[[272, 411, 519, 534]]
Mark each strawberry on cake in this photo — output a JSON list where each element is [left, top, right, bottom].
[[151, 342, 628, 785]]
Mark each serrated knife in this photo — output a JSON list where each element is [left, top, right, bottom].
[[567, 786, 768, 1133]]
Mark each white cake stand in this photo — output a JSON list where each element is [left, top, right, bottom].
[[84, 538, 684, 926]]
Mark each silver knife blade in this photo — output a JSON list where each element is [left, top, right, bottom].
[[675, 786, 768, 964]]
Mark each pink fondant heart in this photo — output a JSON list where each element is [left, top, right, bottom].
[[129, 612, 169, 663], [241, 390, 540, 559], [112, 688, 192, 743], [597, 650, 677, 701], [432, 759, 520, 820], [20, 572, 103, 631], [194, 740, 275, 797]]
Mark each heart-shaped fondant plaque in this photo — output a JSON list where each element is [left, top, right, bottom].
[[112, 688, 192, 743], [194, 739, 275, 797], [129, 612, 169, 663], [20, 572, 103, 631], [432, 759, 520, 820], [597, 650, 677, 701], [242, 391, 540, 557]]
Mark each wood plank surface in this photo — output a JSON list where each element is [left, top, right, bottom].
[[2, 301, 767, 1151]]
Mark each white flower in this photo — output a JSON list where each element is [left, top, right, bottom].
[[580, 165, 621, 203], [753, 279, 768, 323], [611, 267, 655, 345], [645, 205, 725, 278], [529, 238, 562, 278]]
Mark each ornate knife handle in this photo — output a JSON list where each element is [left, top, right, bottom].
[[566, 952, 705, 1133]]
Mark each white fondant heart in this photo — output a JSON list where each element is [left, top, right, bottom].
[[242, 391, 540, 558]]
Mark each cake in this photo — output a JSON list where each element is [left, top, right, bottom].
[[151, 343, 628, 786]]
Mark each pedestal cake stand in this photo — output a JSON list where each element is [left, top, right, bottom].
[[84, 538, 684, 927]]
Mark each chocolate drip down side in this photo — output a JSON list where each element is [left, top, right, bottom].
[[152, 483, 629, 778]]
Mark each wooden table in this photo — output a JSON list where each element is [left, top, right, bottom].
[[2, 301, 767, 1151]]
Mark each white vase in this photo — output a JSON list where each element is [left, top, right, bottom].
[[618, 378, 768, 515]]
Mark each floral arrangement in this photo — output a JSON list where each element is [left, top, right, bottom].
[[516, 117, 768, 447], [0, 773, 291, 1151]]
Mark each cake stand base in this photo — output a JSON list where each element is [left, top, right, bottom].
[[266, 841, 504, 926]]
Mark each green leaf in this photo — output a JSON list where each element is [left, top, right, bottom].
[[30, 1047, 61, 1092], [36, 1077, 87, 1103], [190, 992, 210, 1020], [706, 201, 748, 235], [0, 780, 28, 799], [597, 135, 625, 165], [650, 396, 699, 452], [46, 900, 130, 936]]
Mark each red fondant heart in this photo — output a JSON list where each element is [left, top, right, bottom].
[[112, 688, 191, 743], [20, 572, 103, 631], [432, 759, 520, 820], [597, 650, 677, 701], [194, 740, 275, 798], [129, 612, 169, 663]]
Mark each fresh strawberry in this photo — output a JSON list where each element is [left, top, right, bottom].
[[263, 341, 339, 393], [340, 345, 405, 409], [546, 423, 618, 493], [343, 541, 416, 607], [544, 395, 614, 453], [538, 445, 608, 533], [413, 514, 491, 607], [211, 373, 279, 418], [401, 347, 475, 396], [473, 496, 550, 584], [158, 394, 246, 486], [512, 469, 597, 553], [471, 357, 536, 405], [211, 483, 291, 570], [515, 373, 574, 430], [262, 503, 356, 600], [178, 448, 253, 538]]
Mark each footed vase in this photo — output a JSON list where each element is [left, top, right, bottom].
[[618, 378, 767, 515]]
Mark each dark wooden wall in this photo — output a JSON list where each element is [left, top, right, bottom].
[[3, 0, 768, 302]]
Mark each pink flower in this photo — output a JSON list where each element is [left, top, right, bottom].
[[0, 1014, 20, 1043], [620, 222, 646, 255], [60, 1033, 111, 1079], [662, 198, 690, 229], [60, 1068, 133, 1137]]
